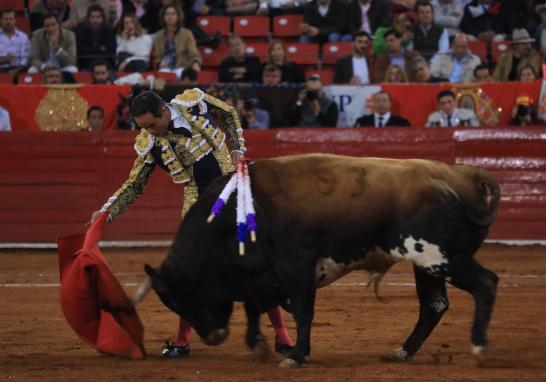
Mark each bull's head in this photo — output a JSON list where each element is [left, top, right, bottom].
[[144, 264, 233, 345]]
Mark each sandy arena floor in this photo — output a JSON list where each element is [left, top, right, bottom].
[[1, 244, 546, 382]]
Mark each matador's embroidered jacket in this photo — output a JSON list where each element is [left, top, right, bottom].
[[100, 88, 245, 220]]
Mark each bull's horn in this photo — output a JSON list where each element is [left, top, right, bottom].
[[131, 276, 152, 305]]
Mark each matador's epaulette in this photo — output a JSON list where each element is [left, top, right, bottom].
[[172, 88, 208, 116], [134, 129, 155, 157]]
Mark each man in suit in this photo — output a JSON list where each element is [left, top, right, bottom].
[[373, 29, 420, 82], [355, 91, 411, 127], [299, 0, 350, 43], [413, 0, 450, 61], [333, 31, 372, 84], [29, 13, 77, 74], [75, 4, 116, 70], [218, 35, 261, 83], [346, 0, 392, 37]]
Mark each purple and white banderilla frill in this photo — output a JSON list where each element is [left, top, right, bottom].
[[206, 157, 256, 255]]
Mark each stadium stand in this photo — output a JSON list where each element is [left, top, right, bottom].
[[196, 16, 231, 37], [272, 15, 303, 39], [285, 43, 319, 65]]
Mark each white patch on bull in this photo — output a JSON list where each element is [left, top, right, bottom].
[[389, 236, 448, 271], [430, 293, 448, 313], [392, 347, 408, 361], [315, 257, 373, 288], [471, 344, 486, 360]]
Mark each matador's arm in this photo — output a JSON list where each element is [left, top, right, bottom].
[[99, 132, 156, 221], [203, 93, 246, 153]]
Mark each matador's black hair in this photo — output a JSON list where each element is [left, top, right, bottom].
[[130, 90, 166, 118]]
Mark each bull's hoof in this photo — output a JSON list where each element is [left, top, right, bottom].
[[252, 338, 270, 362], [205, 328, 229, 345], [381, 347, 410, 363], [278, 358, 301, 368], [471, 344, 487, 366]]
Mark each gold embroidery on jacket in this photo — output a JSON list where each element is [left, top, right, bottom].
[[101, 155, 156, 220]]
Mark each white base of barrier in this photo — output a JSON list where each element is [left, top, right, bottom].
[[0, 239, 545, 249]]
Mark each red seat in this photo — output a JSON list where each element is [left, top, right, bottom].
[[285, 43, 319, 65], [196, 16, 231, 36], [18, 72, 43, 84], [322, 42, 353, 65], [467, 40, 487, 62], [199, 43, 230, 68], [15, 16, 31, 37], [3, 0, 26, 12], [491, 41, 510, 63], [233, 16, 269, 37], [245, 42, 269, 63], [0, 73, 14, 84], [304, 68, 334, 85], [73, 72, 93, 83], [272, 15, 303, 37], [197, 70, 219, 84]]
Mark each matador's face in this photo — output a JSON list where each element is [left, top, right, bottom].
[[134, 107, 171, 136]]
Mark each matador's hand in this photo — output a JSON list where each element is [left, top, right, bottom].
[[230, 151, 243, 166]]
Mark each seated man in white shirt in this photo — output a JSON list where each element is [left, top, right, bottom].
[[430, 33, 481, 83], [354, 90, 411, 127], [333, 31, 371, 84], [426, 89, 479, 127], [0, 8, 31, 74]]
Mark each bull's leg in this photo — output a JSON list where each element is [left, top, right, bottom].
[[447, 257, 498, 362], [278, 268, 316, 368], [392, 265, 448, 361], [244, 302, 269, 362]]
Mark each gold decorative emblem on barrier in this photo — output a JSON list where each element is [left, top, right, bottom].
[[452, 84, 501, 126], [35, 85, 89, 131]]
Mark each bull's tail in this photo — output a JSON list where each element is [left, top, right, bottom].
[[468, 172, 501, 227], [131, 276, 152, 305], [367, 272, 389, 304], [431, 170, 501, 228]]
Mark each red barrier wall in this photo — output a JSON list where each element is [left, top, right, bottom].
[[1, 128, 545, 243]]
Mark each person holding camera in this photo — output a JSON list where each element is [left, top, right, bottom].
[[285, 75, 339, 127], [510, 95, 540, 126], [238, 98, 270, 129]]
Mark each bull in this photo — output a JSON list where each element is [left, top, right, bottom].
[[137, 154, 500, 368]]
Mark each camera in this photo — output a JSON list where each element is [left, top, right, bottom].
[[243, 99, 255, 112], [304, 90, 318, 102], [516, 104, 530, 118]]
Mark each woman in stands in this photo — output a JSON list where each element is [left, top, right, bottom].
[[153, 4, 202, 78], [384, 64, 408, 83], [115, 13, 153, 72], [518, 64, 538, 82], [265, 39, 305, 83]]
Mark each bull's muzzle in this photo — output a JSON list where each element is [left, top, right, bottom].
[[204, 327, 229, 345]]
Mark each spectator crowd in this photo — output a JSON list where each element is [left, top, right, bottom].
[[1, 0, 546, 130]]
